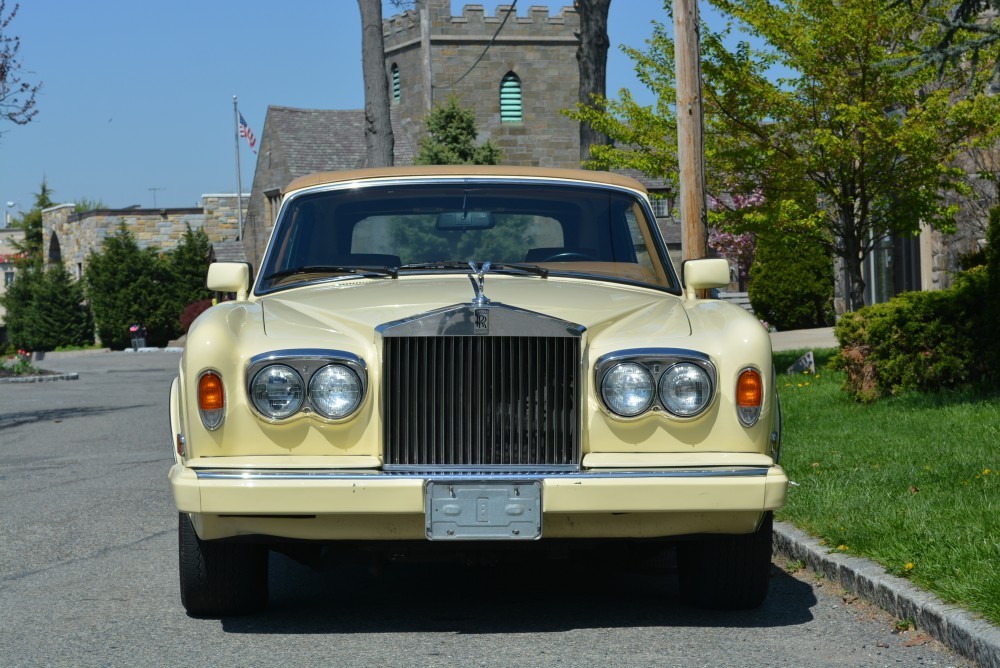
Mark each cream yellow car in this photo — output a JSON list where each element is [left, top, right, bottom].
[[169, 166, 786, 615]]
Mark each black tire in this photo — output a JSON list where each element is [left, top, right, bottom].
[[178, 513, 269, 616], [677, 512, 773, 610]]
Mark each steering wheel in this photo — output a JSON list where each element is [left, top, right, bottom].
[[540, 251, 598, 262]]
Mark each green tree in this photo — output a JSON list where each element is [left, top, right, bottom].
[[415, 95, 502, 166], [84, 225, 175, 349], [0, 264, 41, 349], [10, 179, 54, 268], [168, 225, 213, 310], [986, 204, 1000, 382], [1, 181, 55, 350], [749, 231, 835, 330], [896, 0, 1000, 79], [31, 263, 93, 351], [571, 0, 1000, 311]]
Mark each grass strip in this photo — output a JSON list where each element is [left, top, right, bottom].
[[773, 349, 1000, 626]]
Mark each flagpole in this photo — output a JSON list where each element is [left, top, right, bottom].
[[233, 95, 245, 241]]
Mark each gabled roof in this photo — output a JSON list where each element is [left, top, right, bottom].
[[265, 106, 415, 175]]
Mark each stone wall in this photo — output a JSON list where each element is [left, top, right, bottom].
[[42, 195, 247, 278], [384, 1, 581, 167]]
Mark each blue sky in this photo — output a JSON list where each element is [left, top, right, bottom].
[[1, 0, 707, 215]]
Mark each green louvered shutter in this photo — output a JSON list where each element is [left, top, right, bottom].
[[392, 64, 400, 103], [500, 73, 522, 123]]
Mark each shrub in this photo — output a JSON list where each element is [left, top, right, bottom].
[[986, 205, 1000, 384], [748, 232, 834, 331], [179, 299, 213, 333], [84, 224, 213, 349], [834, 266, 989, 402], [0, 263, 93, 352], [85, 225, 174, 349]]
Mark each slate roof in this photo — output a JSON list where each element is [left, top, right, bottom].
[[266, 106, 415, 176], [210, 240, 249, 264]]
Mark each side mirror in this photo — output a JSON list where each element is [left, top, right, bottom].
[[683, 258, 730, 300], [207, 262, 251, 301]]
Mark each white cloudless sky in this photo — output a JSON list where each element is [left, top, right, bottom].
[[0, 0, 723, 215]]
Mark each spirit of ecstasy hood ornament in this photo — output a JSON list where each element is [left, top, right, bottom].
[[468, 261, 491, 306]]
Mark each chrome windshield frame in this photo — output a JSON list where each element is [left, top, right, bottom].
[[253, 175, 681, 297]]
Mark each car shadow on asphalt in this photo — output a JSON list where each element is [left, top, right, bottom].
[[220, 550, 817, 634], [0, 405, 145, 430]]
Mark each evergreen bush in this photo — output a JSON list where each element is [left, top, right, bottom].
[[834, 267, 989, 402], [85, 225, 172, 349], [985, 205, 1000, 383], [32, 264, 94, 351], [747, 232, 834, 331], [84, 224, 213, 349]]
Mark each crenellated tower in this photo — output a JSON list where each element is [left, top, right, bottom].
[[383, 1, 581, 167]]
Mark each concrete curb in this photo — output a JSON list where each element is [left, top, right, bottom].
[[0, 372, 79, 384], [774, 520, 1000, 668]]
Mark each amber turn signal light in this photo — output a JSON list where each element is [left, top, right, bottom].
[[198, 372, 224, 410], [197, 371, 225, 430], [736, 368, 763, 427]]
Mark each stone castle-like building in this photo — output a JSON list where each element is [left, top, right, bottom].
[[241, 1, 598, 268], [383, 1, 581, 167]]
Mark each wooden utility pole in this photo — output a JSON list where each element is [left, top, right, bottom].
[[673, 0, 707, 261]]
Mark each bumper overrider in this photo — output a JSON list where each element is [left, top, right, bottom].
[[170, 456, 788, 541]]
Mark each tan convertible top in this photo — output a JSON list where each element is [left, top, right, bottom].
[[283, 165, 649, 196]]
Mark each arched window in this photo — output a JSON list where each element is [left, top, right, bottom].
[[391, 64, 400, 104], [499, 72, 522, 123]]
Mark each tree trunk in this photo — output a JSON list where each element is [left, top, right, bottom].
[[841, 209, 867, 311], [358, 0, 394, 168], [575, 0, 612, 164]]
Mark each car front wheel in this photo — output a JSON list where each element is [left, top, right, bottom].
[[677, 511, 773, 610], [178, 512, 269, 616]]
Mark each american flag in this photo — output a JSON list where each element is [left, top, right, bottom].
[[238, 112, 257, 154]]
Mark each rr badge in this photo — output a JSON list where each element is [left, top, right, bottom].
[[474, 308, 489, 335]]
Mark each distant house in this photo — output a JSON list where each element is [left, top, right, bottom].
[[0, 226, 25, 337]]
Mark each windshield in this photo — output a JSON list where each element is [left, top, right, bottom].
[[256, 181, 678, 293]]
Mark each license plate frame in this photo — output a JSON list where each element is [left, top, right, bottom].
[[425, 481, 542, 541]]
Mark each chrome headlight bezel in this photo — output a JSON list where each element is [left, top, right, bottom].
[[595, 349, 717, 420], [246, 349, 368, 422]]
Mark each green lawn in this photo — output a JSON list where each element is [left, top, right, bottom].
[[773, 349, 1000, 625]]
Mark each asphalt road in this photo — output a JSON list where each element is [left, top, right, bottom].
[[0, 352, 972, 667]]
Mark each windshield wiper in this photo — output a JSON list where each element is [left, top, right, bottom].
[[263, 265, 397, 282], [489, 262, 549, 279], [393, 261, 473, 272], [393, 261, 549, 279]]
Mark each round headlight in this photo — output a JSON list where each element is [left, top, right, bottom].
[[250, 364, 304, 419], [658, 362, 713, 417], [308, 364, 363, 419], [601, 362, 654, 417]]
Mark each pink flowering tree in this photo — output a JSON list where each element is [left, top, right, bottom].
[[707, 191, 762, 290]]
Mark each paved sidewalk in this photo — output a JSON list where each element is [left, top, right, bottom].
[[770, 326, 837, 352]]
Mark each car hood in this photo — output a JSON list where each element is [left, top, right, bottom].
[[260, 275, 691, 350]]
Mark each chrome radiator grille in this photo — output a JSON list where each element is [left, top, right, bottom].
[[382, 336, 580, 470]]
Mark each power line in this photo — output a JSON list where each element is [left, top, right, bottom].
[[437, 0, 518, 89]]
